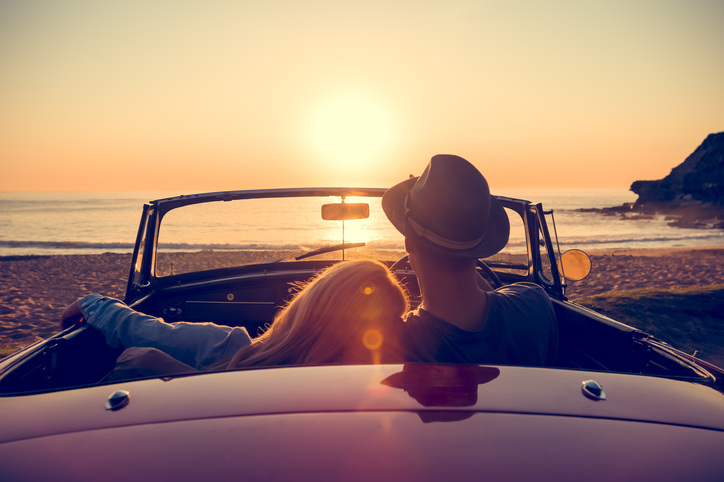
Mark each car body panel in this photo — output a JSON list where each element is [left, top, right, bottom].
[[1, 365, 724, 481], [3, 365, 724, 445], [2, 411, 723, 482]]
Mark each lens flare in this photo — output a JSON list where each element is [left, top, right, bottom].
[[362, 328, 383, 351]]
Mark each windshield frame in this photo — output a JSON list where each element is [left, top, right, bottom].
[[126, 188, 555, 302]]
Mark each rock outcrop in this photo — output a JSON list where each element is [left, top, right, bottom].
[[582, 133, 724, 229], [631, 132, 724, 207]]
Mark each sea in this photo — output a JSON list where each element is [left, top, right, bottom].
[[1, 189, 723, 257]]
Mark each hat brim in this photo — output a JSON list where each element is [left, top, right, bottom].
[[382, 177, 510, 259]]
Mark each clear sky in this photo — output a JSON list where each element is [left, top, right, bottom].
[[1, 0, 722, 191]]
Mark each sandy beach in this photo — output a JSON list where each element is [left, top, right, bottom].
[[565, 246, 724, 298], [1, 247, 723, 349]]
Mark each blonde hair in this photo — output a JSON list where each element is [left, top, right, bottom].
[[227, 259, 409, 368]]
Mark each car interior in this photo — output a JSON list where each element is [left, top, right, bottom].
[[0, 193, 716, 395], [0, 258, 715, 396]]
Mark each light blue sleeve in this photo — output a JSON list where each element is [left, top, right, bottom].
[[79, 294, 253, 370]]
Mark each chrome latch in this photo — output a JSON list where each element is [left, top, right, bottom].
[[106, 390, 130, 411], [581, 380, 606, 401]]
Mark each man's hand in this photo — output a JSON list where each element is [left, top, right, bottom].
[[60, 299, 85, 329]]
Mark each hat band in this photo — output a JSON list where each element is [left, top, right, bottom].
[[405, 194, 485, 250], [407, 217, 485, 250]]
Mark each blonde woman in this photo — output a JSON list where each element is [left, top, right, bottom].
[[61, 259, 409, 376], [228, 258, 409, 368]]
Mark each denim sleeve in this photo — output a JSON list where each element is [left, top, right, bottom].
[[79, 294, 253, 370]]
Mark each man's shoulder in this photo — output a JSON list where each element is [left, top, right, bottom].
[[402, 308, 439, 328], [495, 281, 545, 294], [488, 282, 555, 324], [399, 308, 481, 363], [400, 308, 459, 340], [492, 282, 550, 303]]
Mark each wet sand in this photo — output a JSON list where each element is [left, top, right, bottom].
[[1, 247, 723, 348]]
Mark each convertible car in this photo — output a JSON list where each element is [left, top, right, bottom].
[[1, 188, 723, 481]]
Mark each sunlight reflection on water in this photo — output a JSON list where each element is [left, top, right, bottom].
[[1, 189, 722, 256]]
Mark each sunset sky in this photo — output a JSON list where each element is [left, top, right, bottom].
[[1, 0, 722, 191]]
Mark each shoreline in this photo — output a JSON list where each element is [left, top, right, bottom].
[[1, 246, 723, 348]]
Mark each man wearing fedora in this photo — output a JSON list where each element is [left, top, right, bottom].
[[382, 155, 558, 365]]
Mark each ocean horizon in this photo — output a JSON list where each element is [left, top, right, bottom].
[[1, 189, 723, 257]]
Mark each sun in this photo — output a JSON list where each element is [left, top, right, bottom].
[[307, 92, 396, 166]]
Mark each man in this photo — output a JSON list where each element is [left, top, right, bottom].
[[382, 154, 558, 366]]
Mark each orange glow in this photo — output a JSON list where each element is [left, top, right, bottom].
[[305, 92, 398, 170], [1, 2, 722, 191]]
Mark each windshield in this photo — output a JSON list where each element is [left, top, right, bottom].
[[154, 194, 529, 278]]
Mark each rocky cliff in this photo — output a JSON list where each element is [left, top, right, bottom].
[[631, 132, 724, 207], [587, 133, 724, 229]]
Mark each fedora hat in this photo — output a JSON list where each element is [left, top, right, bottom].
[[382, 154, 509, 258]]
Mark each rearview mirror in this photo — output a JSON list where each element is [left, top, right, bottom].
[[558, 249, 592, 281], [321, 203, 370, 221]]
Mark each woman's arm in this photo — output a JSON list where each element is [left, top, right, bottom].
[[60, 299, 84, 328], [64, 294, 253, 370]]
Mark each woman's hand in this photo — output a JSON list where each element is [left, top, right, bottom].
[[60, 298, 85, 329]]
